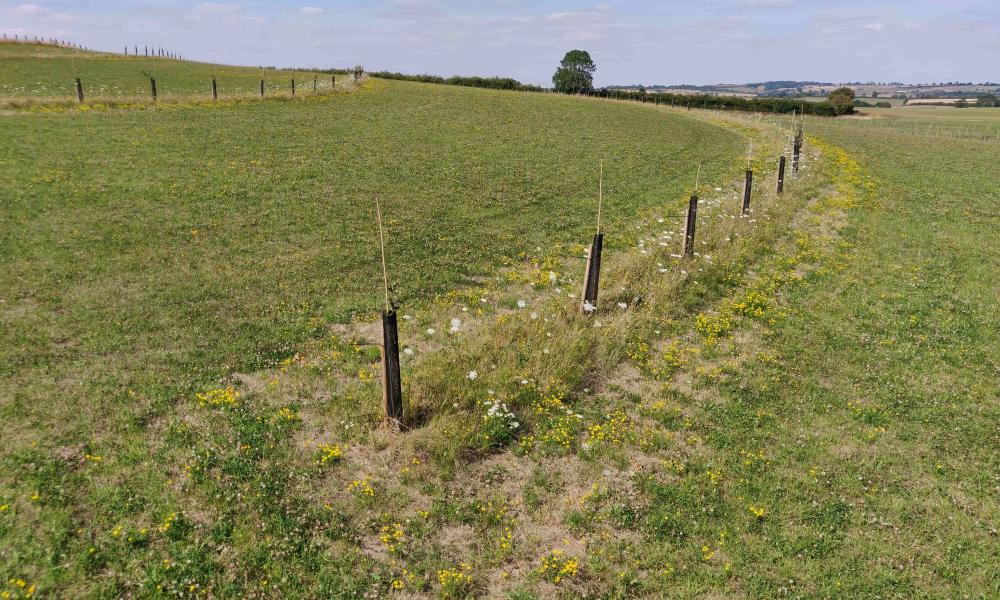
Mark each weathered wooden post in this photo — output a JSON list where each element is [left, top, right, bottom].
[[212, 77, 217, 100], [742, 141, 753, 216], [742, 169, 753, 216], [313, 75, 317, 92], [684, 193, 699, 256], [291, 77, 295, 96], [374, 199, 403, 428], [793, 136, 802, 174], [777, 156, 786, 194], [331, 75, 336, 88], [150, 78, 157, 100], [581, 161, 604, 313], [382, 309, 403, 427], [75, 78, 84, 103], [582, 232, 603, 310], [260, 79, 264, 98]]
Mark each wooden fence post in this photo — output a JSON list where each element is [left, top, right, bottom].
[[150, 78, 157, 101], [382, 311, 403, 428], [793, 138, 802, 174], [313, 75, 317, 92], [374, 199, 403, 429], [75, 78, 84, 103], [260, 79, 264, 98], [291, 77, 295, 97], [212, 77, 217, 100], [742, 169, 753, 216], [777, 156, 786, 194], [331, 75, 336, 88], [581, 161, 604, 312], [683, 193, 698, 256], [581, 233, 603, 311]]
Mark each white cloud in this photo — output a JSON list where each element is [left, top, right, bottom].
[[7, 3, 69, 20], [11, 3, 47, 16], [194, 3, 241, 15], [300, 6, 323, 15], [547, 5, 612, 24], [738, 0, 795, 8]]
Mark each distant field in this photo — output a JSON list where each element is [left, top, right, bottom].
[[839, 105, 1000, 142], [884, 105, 1000, 119], [0, 42, 336, 99]]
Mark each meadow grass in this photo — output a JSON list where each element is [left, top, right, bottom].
[[0, 41, 336, 101], [844, 105, 1000, 142], [1, 51, 746, 597], [2, 45, 998, 599]]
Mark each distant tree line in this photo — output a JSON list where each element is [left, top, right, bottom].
[[974, 94, 999, 107], [368, 71, 544, 92], [367, 48, 850, 117], [588, 88, 846, 116], [368, 71, 845, 116], [854, 99, 893, 108]]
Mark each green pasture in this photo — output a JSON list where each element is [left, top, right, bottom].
[[0, 42, 335, 99], [2, 41, 998, 599]]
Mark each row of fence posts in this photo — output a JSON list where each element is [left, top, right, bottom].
[[376, 129, 805, 428], [69, 75, 337, 103], [775, 117, 801, 194], [1, 34, 89, 50], [0, 34, 184, 58], [124, 46, 181, 59]]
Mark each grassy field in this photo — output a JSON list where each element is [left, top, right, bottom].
[[849, 106, 1000, 142], [2, 44, 749, 598], [0, 42, 337, 101], [2, 44, 998, 599]]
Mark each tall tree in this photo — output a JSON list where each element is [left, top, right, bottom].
[[553, 50, 596, 94], [827, 87, 856, 115]]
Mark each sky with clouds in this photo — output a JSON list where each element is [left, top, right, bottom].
[[2, 1, 998, 85]]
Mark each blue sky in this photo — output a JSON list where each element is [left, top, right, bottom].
[[2, 1, 998, 85]]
